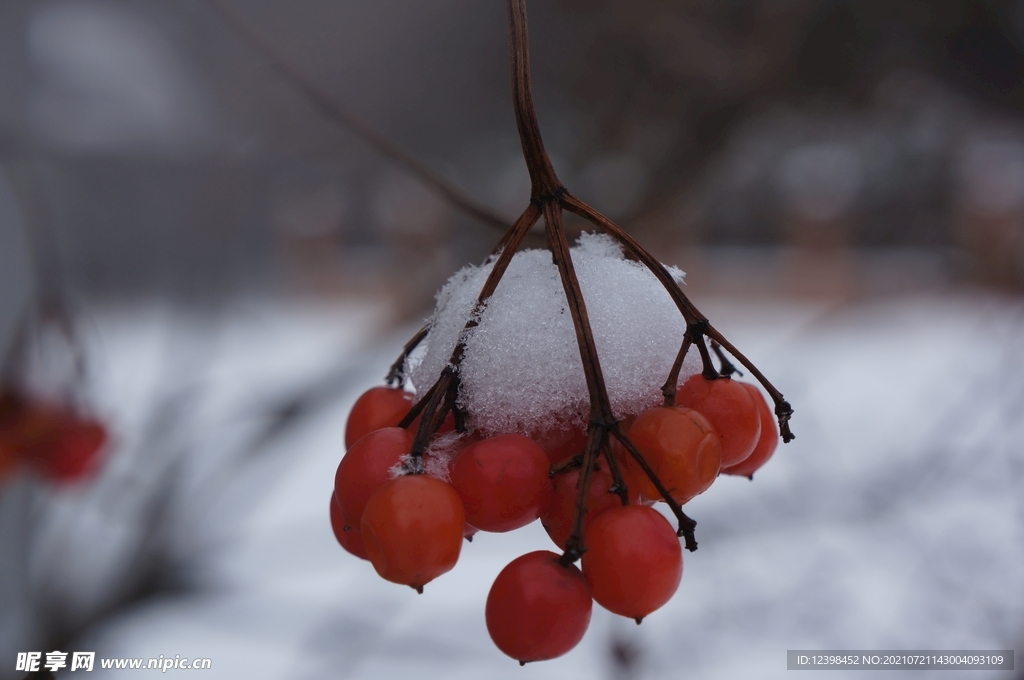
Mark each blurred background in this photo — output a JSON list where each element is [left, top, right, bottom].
[[1, 0, 1023, 678]]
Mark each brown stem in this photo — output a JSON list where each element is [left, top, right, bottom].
[[599, 440, 631, 507], [541, 204, 613, 422], [609, 427, 698, 552], [406, 370, 453, 465], [661, 334, 692, 406], [398, 378, 437, 430], [560, 191, 794, 441], [386, 323, 430, 386], [704, 325, 794, 442], [549, 454, 582, 477], [692, 331, 719, 381], [560, 424, 605, 565], [404, 202, 542, 459], [561, 192, 704, 324], [431, 376, 459, 432], [205, 0, 511, 231], [543, 201, 631, 562], [507, 0, 562, 199], [711, 340, 742, 378], [507, 1, 706, 557]]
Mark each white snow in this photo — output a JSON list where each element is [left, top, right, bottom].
[[409, 233, 698, 437]]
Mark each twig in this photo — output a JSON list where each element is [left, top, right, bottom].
[[661, 333, 692, 406], [711, 340, 742, 377], [560, 191, 793, 440], [386, 323, 429, 386], [599, 440, 631, 506], [609, 426, 698, 552], [205, 0, 513, 232], [404, 202, 542, 460]]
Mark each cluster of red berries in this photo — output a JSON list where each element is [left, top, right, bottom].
[[331, 373, 778, 664], [0, 390, 108, 485]]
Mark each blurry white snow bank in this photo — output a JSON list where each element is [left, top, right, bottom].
[[3, 293, 1022, 680], [410, 233, 696, 436]]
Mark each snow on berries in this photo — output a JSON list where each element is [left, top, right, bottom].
[[410, 233, 698, 438]]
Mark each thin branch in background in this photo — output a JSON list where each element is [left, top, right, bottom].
[[204, 0, 513, 233]]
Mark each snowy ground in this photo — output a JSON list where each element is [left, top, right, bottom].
[[2, 292, 1023, 679]]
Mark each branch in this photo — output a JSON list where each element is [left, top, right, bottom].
[[205, 0, 512, 231], [506, 0, 562, 199], [609, 427, 698, 552], [404, 202, 543, 459], [386, 323, 429, 386], [560, 191, 793, 440]]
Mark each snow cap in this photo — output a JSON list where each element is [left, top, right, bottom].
[[408, 233, 699, 438]]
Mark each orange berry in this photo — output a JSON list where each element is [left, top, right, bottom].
[[722, 383, 778, 478], [621, 406, 721, 504], [345, 387, 414, 448], [675, 375, 760, 467], [360, 475, 464, 591], [582, 505, 682, 621]]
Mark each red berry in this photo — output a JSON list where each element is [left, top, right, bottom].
[[345, 386, 457, 450], [38, 419, 106, 482], [449, 434, 553, 533], [0, 435, 21, 482], [535, 423, 587, 466], [620, 407, 721, 504], [12, 404, 107, 484], [722, 383, 778, 478], [360, 475, 465, 591], [541, 464, 636, 551], [486, 550, 592, 663], [582, 505, 682, 621], [329, 492, 369, 560], [675, 375, 760, 468], [334, 427, 414, 526], [345, 387, 415, 448]]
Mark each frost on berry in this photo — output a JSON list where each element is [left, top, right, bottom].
[[392, 431, 464, 482], [408, 233, 698, 438]]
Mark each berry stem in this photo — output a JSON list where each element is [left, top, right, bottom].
[[398, 378, 438, 431], [560, 424, 604, 565], [599, 440, 631, 507], [403, 202, 542, 460], [702, 327, 794, 442], [692, 326, 719, 381], [541, 200, 617, 563], [608, 426, 698, 552], [661, 334, 692, 406], [559, 191, 794, 441], [549, 454, 582, 477], [509, 0, 700, 556], [540, 204, 613, 422], [506, 0, 562, 200], [406, 370, 452, 466], [711, 340, 742, 377], [386, 323, 430, 386]]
